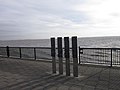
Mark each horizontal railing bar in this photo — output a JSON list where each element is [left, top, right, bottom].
[[0, 47, 120, 50], [0, 47, 73, 49], [79, 48, 120, 50], [0, 47, 51, 49]]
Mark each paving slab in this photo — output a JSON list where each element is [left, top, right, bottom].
[[0, 57, 120, 90]]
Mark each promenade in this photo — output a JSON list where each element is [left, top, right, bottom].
[[0, 57, 120, 90]]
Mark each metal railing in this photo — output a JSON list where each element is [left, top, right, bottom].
[[0, 46, 74, 61], [2, 46, 120, 67], [79, 47, 120, 67], [0, 46, 52, 60]]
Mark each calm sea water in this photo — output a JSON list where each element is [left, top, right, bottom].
[[0, 36, 120, 48]]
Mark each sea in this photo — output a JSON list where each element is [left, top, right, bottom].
[[0, 36, 120, 48]]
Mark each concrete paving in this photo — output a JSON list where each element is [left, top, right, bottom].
[[0, 57, 120, 90]]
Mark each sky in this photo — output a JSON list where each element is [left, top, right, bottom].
[[0, 0, 120, 40]]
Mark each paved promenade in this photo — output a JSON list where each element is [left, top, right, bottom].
[[0, 57, 120, 90]]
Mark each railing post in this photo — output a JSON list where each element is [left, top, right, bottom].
[[57, 37, 63, 75], [64, 37, 70, 76], [51, 38, 56, 74], [111, 49, 112, 67], [79, 46, 81, 64], [34, 48, 36, 60], [19, 47, 22, 58], [72, 36, 78, 77], [6, 46, 10, 57]]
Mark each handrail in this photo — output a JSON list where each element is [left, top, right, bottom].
[[0, 47, 73, 49], [0, 46, 51, 49], [79, 47, 120, 49]]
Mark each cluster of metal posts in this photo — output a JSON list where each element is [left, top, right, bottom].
[[51, 36, 78, 77]]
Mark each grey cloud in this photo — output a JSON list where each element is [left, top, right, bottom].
[[0, 0, 89, 40]]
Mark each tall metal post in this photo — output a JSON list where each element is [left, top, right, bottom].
[[57, 37, 63, 74], [64, 37, 70, 76], [51, 38, 56, 73], [72, 36, 78, 77]]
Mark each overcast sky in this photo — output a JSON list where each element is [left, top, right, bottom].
[[0, 0, 120, 40]]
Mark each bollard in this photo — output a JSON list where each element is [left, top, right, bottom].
[[72, 36, 78, 77], [57, 37, 63, 74], [64, 37, 70, 76], [51, 38, 56, 73]]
